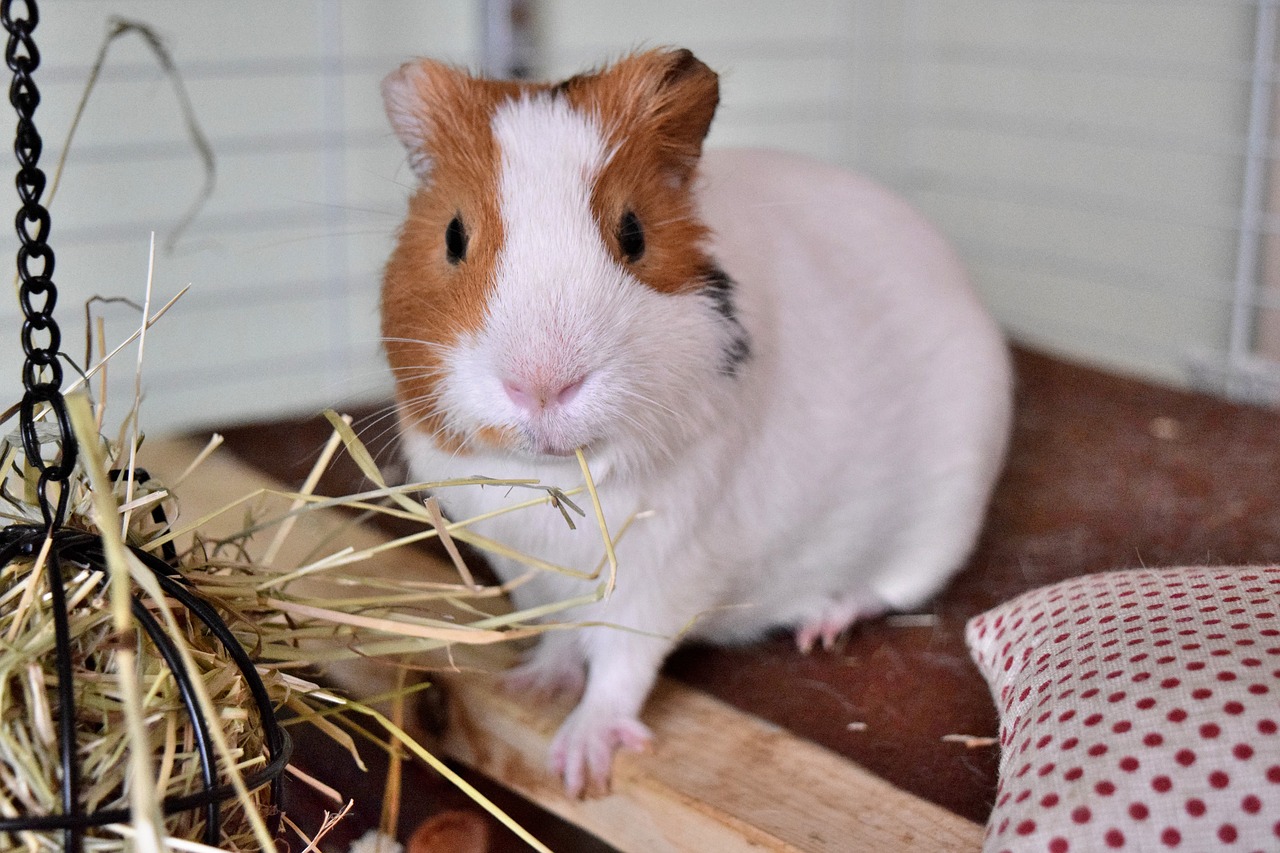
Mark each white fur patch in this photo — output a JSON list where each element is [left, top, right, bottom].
[[493, 94, 612, 230], [475, 95, 621, 454], [349, 830, 403, 853], [488, 94, 618, 332]]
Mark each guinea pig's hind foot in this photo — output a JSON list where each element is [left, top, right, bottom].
[[549, 703, 653, 799], [794, 591, 888, 653]]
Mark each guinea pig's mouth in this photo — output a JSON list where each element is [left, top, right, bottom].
[[532, 443, 577, 458], [511, 417, 594, 459]]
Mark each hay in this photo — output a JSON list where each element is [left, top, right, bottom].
[[1, 399, 280, 851]]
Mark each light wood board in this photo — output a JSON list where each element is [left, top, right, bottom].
[[143, 437, 985, 853]]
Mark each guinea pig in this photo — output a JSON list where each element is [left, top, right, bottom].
[[380, 48, 1013, 798]]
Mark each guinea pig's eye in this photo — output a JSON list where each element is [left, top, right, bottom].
[[617, 210, 645, 263], [445, 215, 469, 264]]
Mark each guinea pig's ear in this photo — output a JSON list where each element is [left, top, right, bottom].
[[647, 48, 719, 170], [590, 48, 720, 183], [381, 59, 469, 181]]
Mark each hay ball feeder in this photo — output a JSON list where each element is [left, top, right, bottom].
[[0, 2, 290, 849]]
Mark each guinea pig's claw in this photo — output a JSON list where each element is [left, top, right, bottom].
[[549, 708, 653, 799]]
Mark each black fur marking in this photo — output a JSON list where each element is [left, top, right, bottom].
[[701, 265, 751, 377], [551, 74, 584, 98], [661, 48, 702, 86]]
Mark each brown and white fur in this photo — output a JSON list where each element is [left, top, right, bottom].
[[380, 49, 1013, 797]]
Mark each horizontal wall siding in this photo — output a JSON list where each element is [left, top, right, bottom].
[[0, 0, 478, 434], [0, 1, 1262, 435], [852, 0, 1256, 387]]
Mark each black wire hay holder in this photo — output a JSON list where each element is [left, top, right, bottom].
[[0, 1, 291, 849]]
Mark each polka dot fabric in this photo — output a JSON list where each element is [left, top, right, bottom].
[[966, 567, 1280, 853]]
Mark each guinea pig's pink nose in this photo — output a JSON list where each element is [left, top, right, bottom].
[[503, 375, 585, 413]]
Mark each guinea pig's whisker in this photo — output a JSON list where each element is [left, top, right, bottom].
[[360, 394, 438, 435], [452, 427, 495, 464], [380, 338, 453, 358], [641, 212, 696, 230], [382, 374, 446, 393], [352, 401, 401, 427], [385, 367, 448, 382], [588, 399, 660, 448], [378, 399, 438, 436], [612, 385, 681, 421], [386, 414, 444, 454], [353, 405, 407, 439], [239, 225, 397, 253], [330, 366, 404, 382], [380, 335, 446, 347], [296, 198, 404, 219], [384, 358, 446, 370]]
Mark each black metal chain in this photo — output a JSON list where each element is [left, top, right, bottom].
[[4, 0, 76, 531]]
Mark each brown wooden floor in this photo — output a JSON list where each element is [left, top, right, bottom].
[[217, 346, 1280, 850]]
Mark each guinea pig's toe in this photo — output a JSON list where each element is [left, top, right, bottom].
[[795, 591, 888, 653], [795, 617, 845, 653], [549, 706, 652, 799], [613, 717, 654, 754], [794, 622, 823, 653]]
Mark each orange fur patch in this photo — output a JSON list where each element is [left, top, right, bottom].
[[382, 62, 526, 451], [563, 50, 720, 294]]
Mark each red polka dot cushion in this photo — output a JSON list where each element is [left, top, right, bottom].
[[966, 567, 1280, 852]]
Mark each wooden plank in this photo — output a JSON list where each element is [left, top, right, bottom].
[[443, 675, 985, 853], [142, 438, 985, 853]]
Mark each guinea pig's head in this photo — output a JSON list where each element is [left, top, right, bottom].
[[381, 49, 740, 477]]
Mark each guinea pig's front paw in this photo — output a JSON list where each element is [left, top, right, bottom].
[[548, 704, 653, 799]]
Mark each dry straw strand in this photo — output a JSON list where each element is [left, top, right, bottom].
[[576, 447, 617, 596], [69, 393, 277, 851]]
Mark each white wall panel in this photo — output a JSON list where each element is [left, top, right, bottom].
[[0, 1, 1269, 437], [850, 1, 1260, 391]]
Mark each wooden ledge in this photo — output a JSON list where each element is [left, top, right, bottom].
[[144, 438, 984, 852], [442, 672, 983, 852]]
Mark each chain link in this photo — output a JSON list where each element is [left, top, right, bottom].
[[3, 0, 76, 529]]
